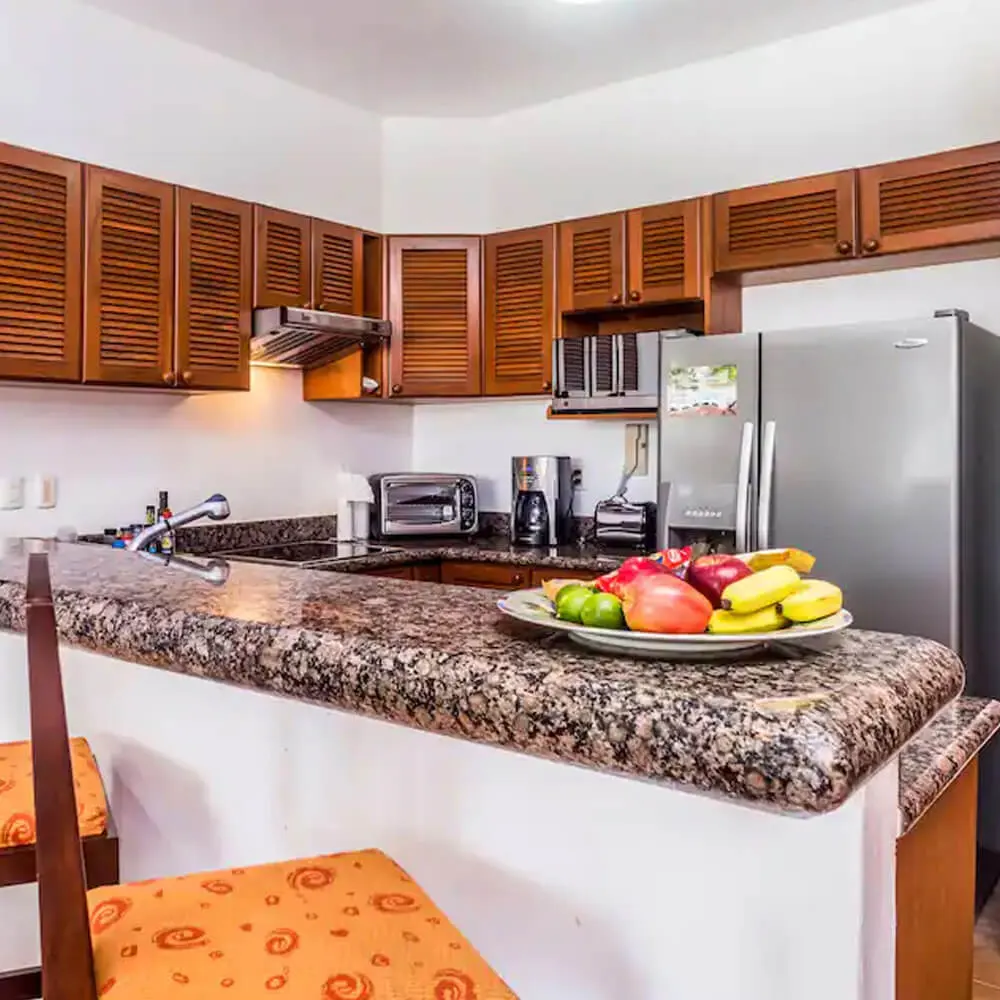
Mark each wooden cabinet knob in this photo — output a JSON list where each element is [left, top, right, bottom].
[[512, 573, 525, 586], [836, 241, 853, 256], [610, 293, 623, 305], [541, 380, 552, 392], [180, 370, 193, 386], [162, 371, 176, 386], [629, 290, 641, 302], [862, 238, 880, 253], [391, 383, 402, 395]]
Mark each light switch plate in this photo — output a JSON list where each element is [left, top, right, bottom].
[[0, 476, 25, 510]]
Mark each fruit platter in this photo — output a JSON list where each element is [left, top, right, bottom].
[[497, 547, 852, 661]]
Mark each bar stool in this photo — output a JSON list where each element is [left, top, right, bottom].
[[0, 680, 118, 999], [23, 554, 518, 1000]]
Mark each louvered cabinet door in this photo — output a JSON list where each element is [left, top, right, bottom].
[[483, 226, 555, 396], [0, 145, 82, 382], [859, 143, 1000, 257], [312, 220, 363, 314], [714, 172, 858, 272], [626, 200, 700, 304], [84, 168, 174, 385], [176, 190, 252, 391], [253, 206, 310, 308], [387, 237, 481, 397], [557, 213, 625, 311]]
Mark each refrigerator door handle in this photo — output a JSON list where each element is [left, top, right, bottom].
[[758, 420, 777, 551], [735, 421, 754, 553]]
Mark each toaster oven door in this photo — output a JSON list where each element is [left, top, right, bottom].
[[381, 480, 462, 535]]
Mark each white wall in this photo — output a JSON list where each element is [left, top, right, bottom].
[[0, 370, 412, 537], [0, 0, 383, 227], [0, 0, 408, 537], [398, 0, 1000, 512]]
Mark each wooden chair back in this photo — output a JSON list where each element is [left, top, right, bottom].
[[25, 553, 98, 1000]]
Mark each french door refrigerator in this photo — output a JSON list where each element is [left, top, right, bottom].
[[657, 311, 1000, 849]]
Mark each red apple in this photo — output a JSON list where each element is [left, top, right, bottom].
[[620, 573, 713, 634], [686, 554, 754, 608]]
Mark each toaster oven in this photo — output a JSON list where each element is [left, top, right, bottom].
[[369, 474, 479, 538]]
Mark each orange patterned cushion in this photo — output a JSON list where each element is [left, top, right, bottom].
[[87, 848, 517, 998], [0, 737, 108, 848]]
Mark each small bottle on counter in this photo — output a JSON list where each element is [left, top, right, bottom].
[[144, 504, 159, 553], [160, 505, 174, 555]]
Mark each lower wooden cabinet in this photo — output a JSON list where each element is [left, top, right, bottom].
[[895, 759, 977, 1000], [362, 562, 442, 582], [440, 562, 531, 590], [364, 565, 415, 581]]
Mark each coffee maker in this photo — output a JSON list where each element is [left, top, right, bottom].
[[511, 456, 573, 547]]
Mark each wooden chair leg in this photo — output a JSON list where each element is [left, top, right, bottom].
[[0, 968, 42, 1000], [83, 832, 119, 890]]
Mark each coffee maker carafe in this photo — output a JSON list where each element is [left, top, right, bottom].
[[511, 456, 573, 547]]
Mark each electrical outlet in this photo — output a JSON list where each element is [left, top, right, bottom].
[[625, 424, 650, 477], [0, 476, 24, 511]]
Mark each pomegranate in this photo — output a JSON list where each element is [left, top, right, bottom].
[[620, 573, 713, 634]]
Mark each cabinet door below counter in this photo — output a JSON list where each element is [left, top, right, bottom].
[[440, 562, 530, 590]]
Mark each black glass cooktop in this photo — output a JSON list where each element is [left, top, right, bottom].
[[217, 541, 397, 565]]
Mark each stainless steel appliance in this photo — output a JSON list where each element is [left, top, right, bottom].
[[511, 456, 573, 547], [251, 307, 391, 369], [551, 329, 694, 414], [369, 474, 478, 538], [594, 497, 656, 549], [657, 311, 1000, 850]]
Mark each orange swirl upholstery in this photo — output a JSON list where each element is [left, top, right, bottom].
[[86, 847, 517, 998], [0, 737, 108, 848]]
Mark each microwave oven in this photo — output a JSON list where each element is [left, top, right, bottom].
[[551, 329, 696, 414], [369, 474, 479, 538]]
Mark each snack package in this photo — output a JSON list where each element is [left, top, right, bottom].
[[650, 546, 693, 579]]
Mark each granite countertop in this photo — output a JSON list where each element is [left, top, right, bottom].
[[898, 695, 1000, 834], [0, 540, 965, 816]]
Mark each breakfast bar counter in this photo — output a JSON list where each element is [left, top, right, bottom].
[[0, 540, 963, 813], [0, 540, 984, 1000]]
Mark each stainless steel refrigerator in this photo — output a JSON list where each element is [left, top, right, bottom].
[[657, 311, 1000, 848]]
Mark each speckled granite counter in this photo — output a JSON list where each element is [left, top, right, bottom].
[[898, 695, 1000, 834], [0, 540, 965, 815]]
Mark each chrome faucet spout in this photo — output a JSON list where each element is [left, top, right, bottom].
[[127, 494, 231, 552]]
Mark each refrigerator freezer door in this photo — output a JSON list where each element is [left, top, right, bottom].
[[657, 333, 760, 549], [759, 315, 960, 645]]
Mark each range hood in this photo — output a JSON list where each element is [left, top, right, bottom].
[[251, 307, 391, 369]]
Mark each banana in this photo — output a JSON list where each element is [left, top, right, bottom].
[[708, 605, 789, 634], [745, 548, 816, 574], [721, 565, 800, 614], [778, 580, 843, 623]]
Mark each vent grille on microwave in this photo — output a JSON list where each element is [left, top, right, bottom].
[[592, 336, 614, 394]]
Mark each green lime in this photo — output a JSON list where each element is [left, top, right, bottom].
[[555, 585, 594, 623], [555, 582, 594, 605], [580, 592, 626, 630]]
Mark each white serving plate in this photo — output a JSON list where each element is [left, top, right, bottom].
[[497, 587, 852, 661]]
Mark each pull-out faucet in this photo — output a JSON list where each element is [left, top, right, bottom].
[[127, 494, 230, 552]]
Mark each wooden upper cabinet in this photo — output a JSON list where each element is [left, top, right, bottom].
[[312, 220, 363, 314], [0, 144, 82, 382], [387, 236, 481, 397], [558, 213, 625, 311], [253, 205, 310, 308], [714, 171, 857, 272], [483, 225, 555, 396], [626, 200, 701, 304], [176, 189, 252, 391], [84, 167, 174, 385], [859, 143, 1000, 258]]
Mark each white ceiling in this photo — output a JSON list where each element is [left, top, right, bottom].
[[79, 0, 930, 116]]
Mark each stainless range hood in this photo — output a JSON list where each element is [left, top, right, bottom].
[[251, 307, 391, 369]]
